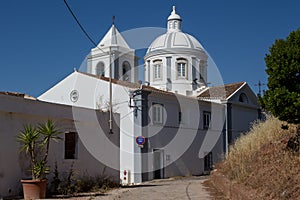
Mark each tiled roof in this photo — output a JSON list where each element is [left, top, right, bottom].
[[78, 71, 176, 96], [197, 82, 245, 100], [78, 71, 141, 89], [0, 92, 36, 100], [78, 72, 246, 100], [0, 91, 25, 97]]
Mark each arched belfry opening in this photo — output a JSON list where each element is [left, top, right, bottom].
[[122, 61, 131, 81], [95, 62, 105, 76], [87, 24, 138, 83]]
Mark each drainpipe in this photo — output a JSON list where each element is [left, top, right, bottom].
[[225, 103, 228, 154], [109, 48, 114, 134]]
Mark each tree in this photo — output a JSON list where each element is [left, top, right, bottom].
[[17, 119, 62, 180], [260, 28, 300, 125], [17, 124, 40, 179]]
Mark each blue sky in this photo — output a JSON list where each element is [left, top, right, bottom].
[[0, 0, 299, 97]]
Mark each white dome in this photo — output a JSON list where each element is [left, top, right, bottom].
[[144, 6, 209, 96], [145, 6, 205, 57], [146, 31, 204, 54]]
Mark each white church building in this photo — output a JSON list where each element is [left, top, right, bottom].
[[38, 6, 260, 184]]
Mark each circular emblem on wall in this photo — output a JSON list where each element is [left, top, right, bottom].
[[70, 90, 79, 102]]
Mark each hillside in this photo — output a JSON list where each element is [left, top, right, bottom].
[[211, 116, 300, 199]]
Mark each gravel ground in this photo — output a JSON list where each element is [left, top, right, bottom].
[[64, 176, 217, 200]]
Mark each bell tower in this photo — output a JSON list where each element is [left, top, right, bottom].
[[87, 24, 138, 83]]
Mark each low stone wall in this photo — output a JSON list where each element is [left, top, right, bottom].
[[210, 170, 259, 200]]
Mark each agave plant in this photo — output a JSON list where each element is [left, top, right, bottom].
[[17, 120, 62, 180]]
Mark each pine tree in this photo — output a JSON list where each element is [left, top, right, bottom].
[[260, 28, 300, 125]]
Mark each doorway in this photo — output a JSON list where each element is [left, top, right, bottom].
[[153, 149, 164, 179], [204, 152, 213, 171]]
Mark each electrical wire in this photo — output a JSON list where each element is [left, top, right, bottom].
[[63, 0, 105, 53], [63, 0, 136, 120]]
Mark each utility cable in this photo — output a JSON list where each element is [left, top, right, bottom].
[[63, 0, 137, 120], [63, 0, 105, 53]]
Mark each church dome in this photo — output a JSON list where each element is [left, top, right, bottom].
[[145, 6, 205, 57], [143, 6, 208, 96], [146, 31, 204, 54]]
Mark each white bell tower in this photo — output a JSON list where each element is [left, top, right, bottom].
[[87, 24, 138, 83]]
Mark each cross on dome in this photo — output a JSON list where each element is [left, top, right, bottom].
[[172, 6, 176, 14], [167, 6, 182, 32]]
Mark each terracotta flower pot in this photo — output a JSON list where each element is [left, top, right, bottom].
[[21, 179, 47, 200]]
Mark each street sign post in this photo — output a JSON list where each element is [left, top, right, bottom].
[[136, 136, 146, 148]]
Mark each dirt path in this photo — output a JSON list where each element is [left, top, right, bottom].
[[68, 176, 218, 200]]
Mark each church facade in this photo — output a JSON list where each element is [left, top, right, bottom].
[[38, 6, 260, 185]]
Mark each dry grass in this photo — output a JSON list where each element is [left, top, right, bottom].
[[217, 116, 300, 199]]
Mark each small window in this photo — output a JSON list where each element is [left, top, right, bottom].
[[153, 62, 162, 80], [96, 62, 105, 76], [203, 111, 211, 129], [199, 60, 206, 82], [152, 103, 164, 124], [178, 111, 182, 123], [153, 60, 162, 80], [168, 21, 172, 29], [174, 21, 178, 29], [204, 152, 213, 171], [65, 132, 78, 159], [177, 59, 187, 79], [239, 93, 248, 103]]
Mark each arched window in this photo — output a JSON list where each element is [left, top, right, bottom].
[[168, 21, 172, 30], [122, 61, 131, 81], [177, 58, 188, 79], [95, 62, 105, 76], [153, 60, 162, 80], [174, 21, 178, 29], [239, 93, 248, 103]]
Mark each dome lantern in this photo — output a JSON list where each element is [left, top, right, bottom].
[[167, 6, 182, 32]]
